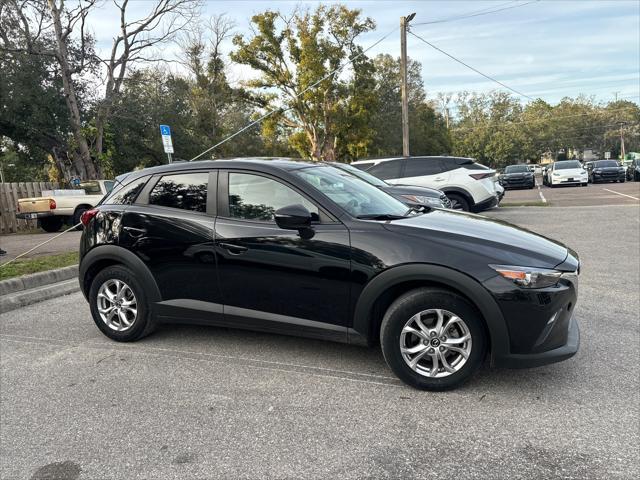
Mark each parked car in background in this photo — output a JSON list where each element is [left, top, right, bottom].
[[626, 159, 640, 181], [544, 161, 588, 188], [79, 158, 580, 391], [586, 160, 626, 183], [330, 162, 451, 209], [16, 180, 115, 232], [499, 165, 535, 189], [352, 156, 499, 212]]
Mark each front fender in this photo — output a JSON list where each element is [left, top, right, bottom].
[[351, 264, 510, 364]]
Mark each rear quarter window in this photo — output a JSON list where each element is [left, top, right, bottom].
[[103, 177, 148, 205]]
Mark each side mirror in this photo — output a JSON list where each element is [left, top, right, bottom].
[[275, 204, 312, 230]]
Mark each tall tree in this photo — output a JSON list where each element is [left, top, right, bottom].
[[231, 5, 376, 161]]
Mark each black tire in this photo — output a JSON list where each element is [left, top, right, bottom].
[[72, 206, 90, 230], [620, 179, 625, 183], [89, 265, 155, 342], [39, 216, 63, 233], [582, 183, 588, 187], [446, 193, 470, 212], [380, 288, 487, 391]]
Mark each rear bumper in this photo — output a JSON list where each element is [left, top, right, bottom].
[[16, 211, 54, 219], [472, 194, 499, 212], [494, 315, 579, 368]]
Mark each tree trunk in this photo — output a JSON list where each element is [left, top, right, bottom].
[[47, 0, 101, 180]]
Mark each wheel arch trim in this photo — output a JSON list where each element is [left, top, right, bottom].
[[79, 245, 162, 304], [352, 264, 510, 361]]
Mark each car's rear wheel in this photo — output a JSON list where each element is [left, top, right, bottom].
[[39, 216, 63, 233], [89, 265, 155, 341], [380, 288, 487, 391], [445, 193, 469, 212]]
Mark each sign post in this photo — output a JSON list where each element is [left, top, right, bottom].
[[159, 124, 174, 163]]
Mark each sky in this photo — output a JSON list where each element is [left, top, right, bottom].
[[87, 0, 640, 108]]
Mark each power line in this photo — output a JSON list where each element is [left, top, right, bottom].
[[408, 30, 535, 101], [188, 25, 400, 161], [412, 0, 540, 26]]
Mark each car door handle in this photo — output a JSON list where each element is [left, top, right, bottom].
[[123, 226, 147, 238], [434, 177, 445, 181], [218, 242, 248, 254]]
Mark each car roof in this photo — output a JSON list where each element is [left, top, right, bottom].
[[115, 157, 321, 184], [352, 156, 475, 165]]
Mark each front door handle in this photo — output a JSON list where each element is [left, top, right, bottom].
[[123, 226, 147, 238], [218, 242, 248, 254]]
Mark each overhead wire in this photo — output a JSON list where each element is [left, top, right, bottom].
[[412, 0, 540, 26]]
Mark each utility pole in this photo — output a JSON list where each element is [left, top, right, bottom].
[[619, 122, 626, 160], [400, 13, 416, 157]]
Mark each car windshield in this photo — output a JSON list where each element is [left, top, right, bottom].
[[293, 165, 409, 218], [505, 165, 529, 173], [595, 161, 618, 168], [555, 161, 582, 170], [332, 163, 387, 187]]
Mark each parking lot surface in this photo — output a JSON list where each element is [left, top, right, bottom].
[[1, 205, 639, 479], [502, 178, 640, 207]]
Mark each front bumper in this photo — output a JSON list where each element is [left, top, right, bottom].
[[494, 315, 579, 368], [593, 172, 625, 182], [16, 211, 54, 219]]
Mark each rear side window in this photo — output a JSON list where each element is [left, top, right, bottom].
[[103, 178, 147, 205], [149, 172, 208, 212], [367, 160, 403, 180], [403, 158, 443, 177], [352, 162, 374, 171]]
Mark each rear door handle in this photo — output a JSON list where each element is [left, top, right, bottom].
[[218, 242, 248, 254], [123, 226, 147, 238]]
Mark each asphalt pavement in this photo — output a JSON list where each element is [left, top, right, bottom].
[[0, 231, 82, 261], [1, 205, 639, 479]]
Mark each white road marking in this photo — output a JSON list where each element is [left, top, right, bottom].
[[537, 184, 547, 203], [602, 188, 640, 201]]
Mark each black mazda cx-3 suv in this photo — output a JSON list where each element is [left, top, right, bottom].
[[79, 159, 580, 390]]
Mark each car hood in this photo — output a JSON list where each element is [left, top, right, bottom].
[[381, 184, 443, 198], [382, 209, 570, 272]]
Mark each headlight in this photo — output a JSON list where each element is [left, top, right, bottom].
[[490, 265, 562, 288], [401, 194, 443, 207]]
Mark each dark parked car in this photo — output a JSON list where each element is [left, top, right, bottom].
[[79, 159, 580, 391], [499, 165, 535, 189], [330, 162, 452, 209], [626, 159, 640, 181], [586, 160, 626, 183]]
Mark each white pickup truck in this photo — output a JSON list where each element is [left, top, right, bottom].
[[16, 180, 115, 232]]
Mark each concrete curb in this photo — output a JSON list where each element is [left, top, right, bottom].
[[0, 265, 78, 296], [0, 265, 80, 314]]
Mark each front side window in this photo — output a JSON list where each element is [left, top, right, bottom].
[[293, 165, 408, 218], [149, 172, 208, 212], [228, 173, 319, 222]]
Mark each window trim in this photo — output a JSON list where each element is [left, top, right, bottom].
[[137, 169, 214, 216], [218, 169, 336, 225]]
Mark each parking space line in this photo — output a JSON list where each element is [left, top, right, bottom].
[[537, 184, 547, 203], [602, 188, 640, 201]]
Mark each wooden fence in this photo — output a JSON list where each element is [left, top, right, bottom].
[[0, 182, 60, 234]]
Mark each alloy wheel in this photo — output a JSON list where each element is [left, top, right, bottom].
[[399, 309, 472, 378], [97, 279, 138, 331]]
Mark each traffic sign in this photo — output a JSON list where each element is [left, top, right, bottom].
[[159, 124, 174, 156], [604, 151, 611, 159]]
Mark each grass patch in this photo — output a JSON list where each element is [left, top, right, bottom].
[[0, 251, 78, 281], [500, 201, 550, 207]]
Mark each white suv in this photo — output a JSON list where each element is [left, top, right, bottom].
[[544, 160, 588, 187], [352, 156, 499, 212]]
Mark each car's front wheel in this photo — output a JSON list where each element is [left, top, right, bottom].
[[380, 288, 487, 391], [89, 265, 155, 342]]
